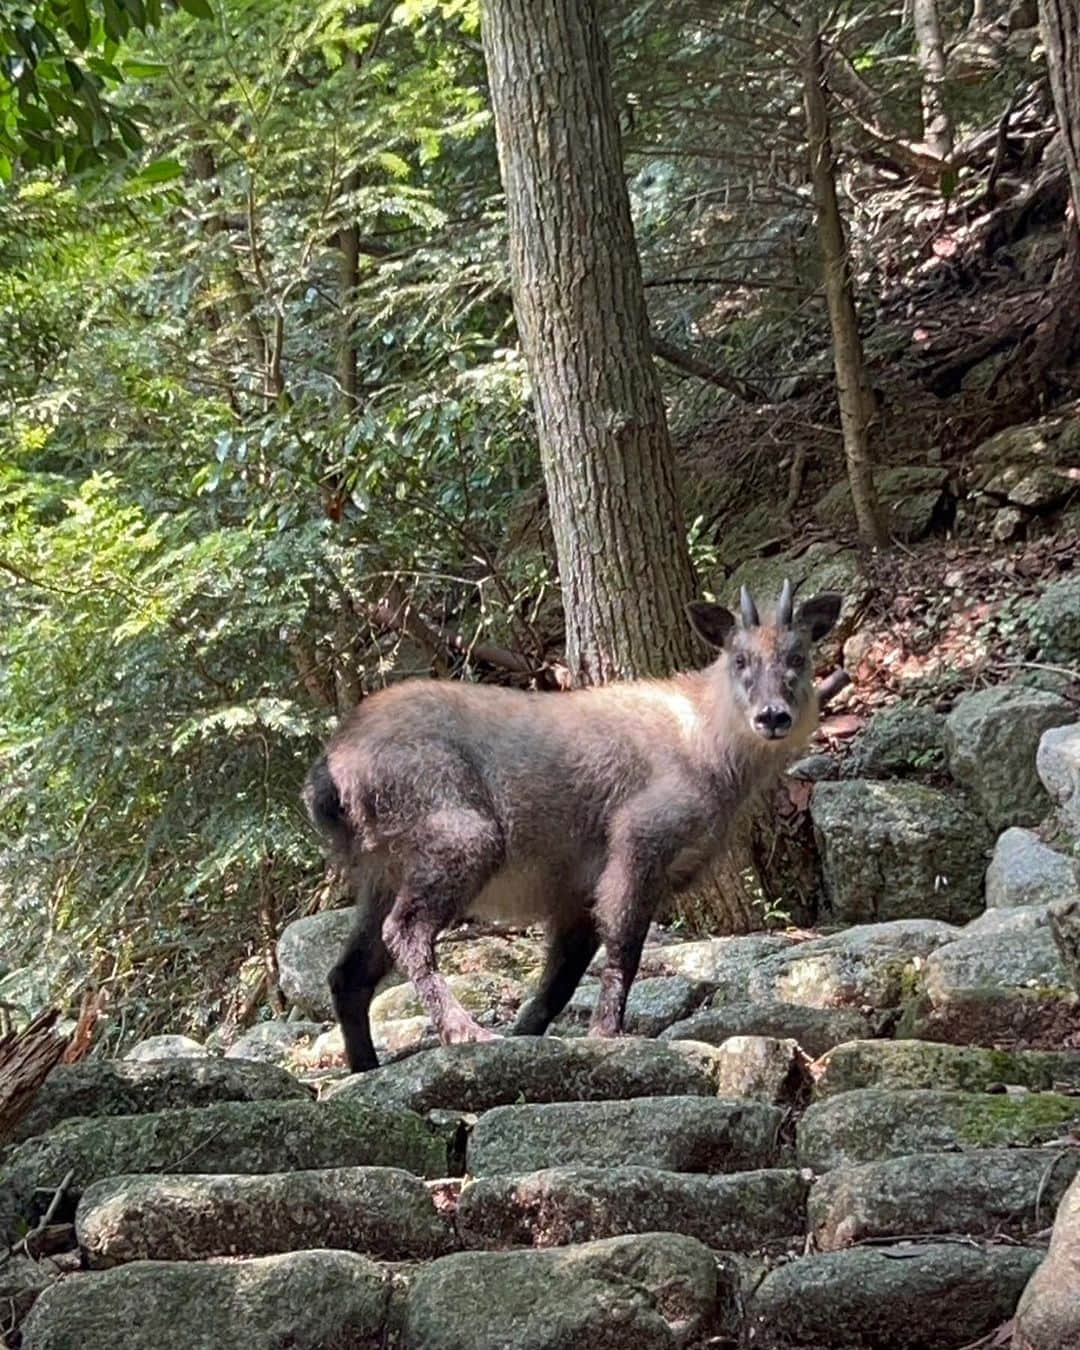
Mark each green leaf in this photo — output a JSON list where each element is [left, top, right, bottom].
[[122, 59, 168, 77], [178, 0, 215, 18], [130, 156, 184, 184]]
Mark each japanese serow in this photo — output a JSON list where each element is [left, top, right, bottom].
[[303, 579, 841, 1071]]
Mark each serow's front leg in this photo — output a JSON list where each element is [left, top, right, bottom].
[[587, 856, 658, 1039]]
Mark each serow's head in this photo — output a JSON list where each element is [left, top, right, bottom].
[[687, 579, 841, 743]]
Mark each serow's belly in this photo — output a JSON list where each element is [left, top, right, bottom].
[[466, 864, 568, 926]]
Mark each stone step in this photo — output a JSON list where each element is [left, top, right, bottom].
[[401, 1232, 725, 1350], [76, 1166, 454, 1266], [799, 1088, 1080, 1171], [19, 1249, 390, 1350], [746, 1243, 1042, 1350], [809, 1147, 1080, 1250], [457, 1163, 806, 1251], [467, 1096, 784, 1177], [552, 974, 712, 1037], [11, 1057, 310, 1144], [660, 1001, 881, 1059], [812, 1038, 1080, 1098], [668, 1035, 808, 1104], [326, 1037, 715, 1115], [1, 1098, 445, 1244]]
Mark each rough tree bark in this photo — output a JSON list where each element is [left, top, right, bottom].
[[1041, 0, 1080, 221], [480, 0, 700, 684], [802, 11, 887, 547], [913, 0, 954, 159]]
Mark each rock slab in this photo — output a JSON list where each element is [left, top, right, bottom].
[[401, 1232, 724, 1350], [798, 1088, 1080, 1170], [12, 1057, 310, 1143], [809, 1148, 1080, 1250], [467, 1096, 783, 1177], [20, 1250, 390, 1350], [747, 1243, 1042, 1349], [457, 1164, 806, 1252], [811, 781, 989, 924], [77, 1165, 453, 1265]]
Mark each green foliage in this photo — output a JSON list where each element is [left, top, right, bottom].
[[0, 0, 1033, 1040]]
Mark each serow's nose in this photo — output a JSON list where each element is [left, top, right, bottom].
[[755, 705, 792, 737]]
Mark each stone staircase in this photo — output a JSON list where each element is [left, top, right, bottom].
[[3, 1029, 1079, 1349], [5, 714, 1080, 1347]]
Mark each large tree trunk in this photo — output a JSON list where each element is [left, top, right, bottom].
[[802, 12, 887, 548], [1041, 0, 1080, 220], [913, 0, 954, 159], [480, 0, 699, 685]]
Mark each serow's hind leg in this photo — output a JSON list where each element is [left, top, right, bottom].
[[382, 808, 504, 1047], [511, 912, 599, 1037], [328, 899, 393, 1074]]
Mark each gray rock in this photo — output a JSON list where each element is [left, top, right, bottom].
[[0, 1255, 61, 1336], [468, 1096, 783, 1177], [457, 1164, 806, 1252], [12, 1057, 310, 1143], [277, 909, 357, 1019], [225, 1020, 327, 1065], [20, 1250, 390, 1350], [946, 687, 1074, 832], [906, 905, 1080, 1044], [370, 971, 526, 1028], [1038, 723, 1080, 835], [401, 1232, 725, 1350], [986, 827, 1080, 908], [661, 999, 880, 1058], [746, 920, 958, 1009], [327, 1038, 712, 1115], [725, 545, 868, 648], [123, 1035, 208, 1062], [787, 753, 838, 781], [811, 781, 990, 924], [670, 1035, 807, 1104], [1014, 1169, 1080, 1349], [1031, 576, 1080, 665], [814, 466, 950, 543], [798, 1088, 1080, 1171], [2, 1098, 445, 1242], [809, 1148, 1080, 1250], [845, 704, 946, 779], [636, 933, 796, 992], [662, 1002, 879, 1059], [812, 1038, 1080, 1097], [747, 1243, 1042, 1349], [555, 976, 710, 1037], [1050, 897, 1080, 993], [77, 1165, 453, 1266]]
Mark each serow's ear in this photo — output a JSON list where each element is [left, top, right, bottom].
[[686, 601, 736, 649], [795, 593, 842, 642]]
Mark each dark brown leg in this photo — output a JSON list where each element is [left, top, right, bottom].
[[329, 896, 393, 1073], [511, 912, 599, 1036], [382, 808, 504, 1047], [588, 854, 663, 1039]]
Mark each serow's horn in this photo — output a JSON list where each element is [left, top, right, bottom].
[[740, 585, 760, 628], [777, 577, 794, 626]]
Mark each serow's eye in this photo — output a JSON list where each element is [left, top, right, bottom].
[[788, 653, 805, 672], [733, 653, 748, 672]]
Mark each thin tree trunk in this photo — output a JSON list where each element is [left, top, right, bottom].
[[913, 0, 954, 159], [190, 146, 269, 392], [0, 1008, 68, 1144], [802, 12, 886, 547], [480, 0, 700, 684]]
